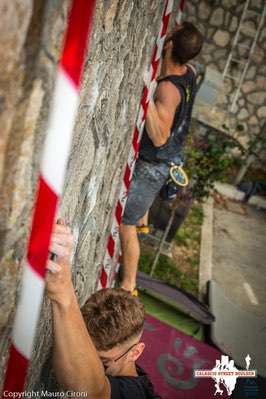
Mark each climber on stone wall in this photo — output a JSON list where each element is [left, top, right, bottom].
[[119, 22, 203, 293], [46, 221, 160, 399]]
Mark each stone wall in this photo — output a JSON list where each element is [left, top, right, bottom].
[[0, 0, 174, 390], [186, 0, 266, 161]]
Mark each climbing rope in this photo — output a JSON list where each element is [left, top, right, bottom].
[[2, 0, 96, 392]]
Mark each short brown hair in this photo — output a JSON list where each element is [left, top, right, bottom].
[[82, 288, 145, 351], [171, 22, 203, 65]]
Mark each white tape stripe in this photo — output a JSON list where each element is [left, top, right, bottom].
[[148, 80, 158, 103], [41, 67, 79, 195], [111, 224, 119, 240], [120, 178, 128, 197], [97, 279, 103, 290], [166, 0, 174, 15], [176, 11, 183, 25], [146, 65, 154, 87], [137, 106, 145, 131], [156, 35, 166, 61], [103, 258, 113, 273], [103, 249, 113, 265], [158, 22, 164, 41], [12, 262, 45, 359], [127, 147, 135, 168], [123, 181, 129, 200], [243, 282, 259, 305], [140, 119, 146, 134]]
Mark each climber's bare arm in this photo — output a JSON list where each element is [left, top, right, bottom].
[[145, 80, 180, 147], [46, 222, 110, 399]]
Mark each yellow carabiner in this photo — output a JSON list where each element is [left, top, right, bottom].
[[169, 165, 189, 187]]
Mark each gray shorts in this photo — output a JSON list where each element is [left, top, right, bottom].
[[122, 159, 169, 225]]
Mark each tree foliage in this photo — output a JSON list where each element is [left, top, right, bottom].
[[184, 130, 242, 200]]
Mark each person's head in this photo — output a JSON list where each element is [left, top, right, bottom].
[[82, 288, 145, 376], [165, 22, 203, 65]]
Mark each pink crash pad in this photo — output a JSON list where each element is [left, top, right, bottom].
[[139, 314, 229, 399]]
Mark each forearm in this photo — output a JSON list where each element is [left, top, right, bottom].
[[145, 101, 169, 147], [52, 291, 109, 398]]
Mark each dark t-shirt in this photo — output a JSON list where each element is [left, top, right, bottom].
[[107, 365, 161, 399], [139, 65, 197, 164]]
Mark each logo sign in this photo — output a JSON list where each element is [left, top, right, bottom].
[[140, 315, 231, 399], [194, 354, 257, 396]]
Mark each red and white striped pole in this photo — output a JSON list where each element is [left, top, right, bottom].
[[2, 0, 96, 393], [98, 0, 175, 290]]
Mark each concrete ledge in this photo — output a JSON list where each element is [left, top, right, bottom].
[[199, 196, 214, 300], [214, 182, 266, 209], [249, 195, 266, 209], [214, 182, 244, 201]]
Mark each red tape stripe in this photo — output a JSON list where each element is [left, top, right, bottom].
[[61, 0, 96, 88], [132, 127, 140, 158], [179, 0, 186, 12], [3, 344, 28, 393], [100, 266, 108, 288], [27, 176, 58, 279], [161, 13, 170, 36], [151, 58, 159, 80], [115, 201, 123, 225], [107, 235, 115, 258]]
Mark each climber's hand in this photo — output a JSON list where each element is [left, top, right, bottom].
[[46, 220, 75, 307]]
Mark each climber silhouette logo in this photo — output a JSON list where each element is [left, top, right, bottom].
[[194, 354, 257, 396]]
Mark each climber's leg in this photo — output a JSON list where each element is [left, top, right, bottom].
[[120, 159, 168, 291], [120, 223, 140, 292]]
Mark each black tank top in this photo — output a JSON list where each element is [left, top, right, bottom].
[[139, 65, 197, 164]]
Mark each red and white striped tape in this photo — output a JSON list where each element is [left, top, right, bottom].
[[2, 0, 96, 393], [98, 0, 180, 290]]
